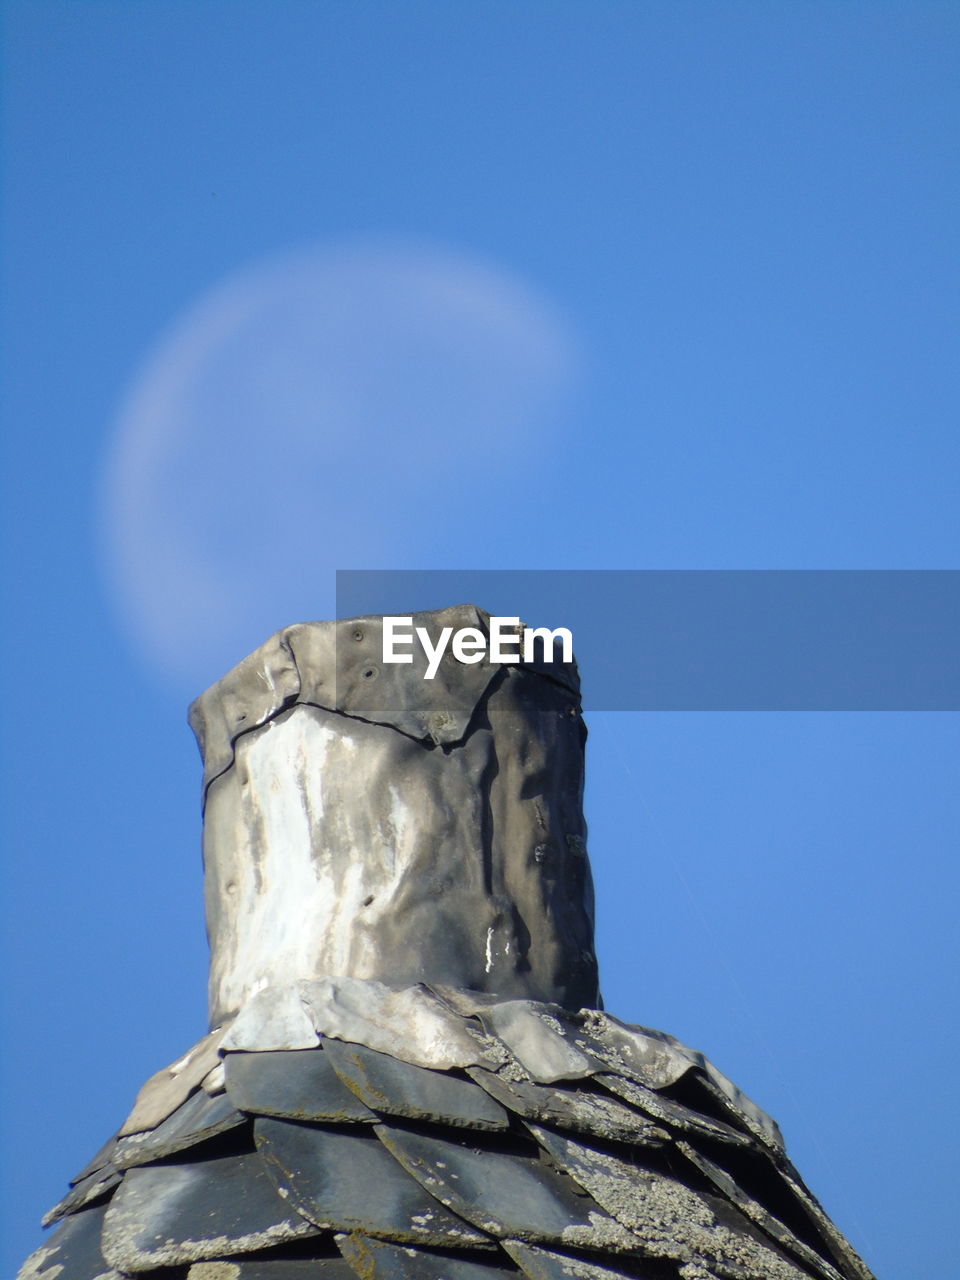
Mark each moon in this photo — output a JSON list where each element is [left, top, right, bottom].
[[101, 240, 583, 695]]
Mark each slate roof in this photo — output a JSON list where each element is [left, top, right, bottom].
[[19, 983, 876, 1280]]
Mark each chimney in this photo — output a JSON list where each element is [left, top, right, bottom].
[[188, 604, 599, 1025]]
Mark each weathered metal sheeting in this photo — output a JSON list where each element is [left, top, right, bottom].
[[188, 607, 502, 793], [16, 1202, 121, 1280], [467, 1069, 667, 1148], [438, 992, 697, 1095], [198, 617, 596, 1029], [224, 1048, 378, 1122], [478, 1002, 596, 1085], [189, 607, 579, 792], [41, 1164, 122, 1228], [337, 1234, 519, 1280], [203, 1060, 228, 1094], [221, 984, 322, 1052], [300, 979, 499, 1071], [527, 1125, 812, 1280], [223, 978, 501, 1067], [213, 975, 780, 1165], [595, 1072, 756, 1148], [677, 1142, 846, 1280], [101, 1148, 319, 1271], [374, 1122, 640, 1255], [436, 991, 597, 1085], [563, 1013, 696, 1092], [255, 1116, 489, 1248], [119, 1025, 228, 1135], [503, 1239, 647, 1280], [323, 1040, 509, 1130], [187, 1258, 358, 1280], [113, 1087, 248, 1170]]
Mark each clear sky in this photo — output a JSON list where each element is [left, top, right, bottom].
[[2, 3, 958, 1275]]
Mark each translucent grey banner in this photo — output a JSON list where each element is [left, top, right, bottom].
[[335, 570, 959, 710]]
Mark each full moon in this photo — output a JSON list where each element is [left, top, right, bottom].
[[101, 240, 583, 694]]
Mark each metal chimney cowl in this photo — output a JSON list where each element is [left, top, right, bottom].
[[188, 604, 599, 1027]]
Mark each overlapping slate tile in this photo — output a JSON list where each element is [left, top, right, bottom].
[[16, 1202, 120, 1280], [67, 1133, 121, 1187], [434, 991, 599, 1085], [187, 1257, 356, 1279], [771, 1159, 876, 1280], [527, 1124, 812, 1280], [19, 997, 872, 1280], [375, 1121, 640, 1255], [473, 1003, 597, 1084], [324, 1040, 509, 1130], [595, 1073, 754, 1149], [664, 1071, 781, 1154], [113, 1088, 248, 1170], [224, 1048, 377, 1122], [101, 1147, 320, 1270], [540, 1013, 691, 1093], [255, 1116, 489, 1248], [337, 1233, 519, 1279], [466, 1069, 667, 1148], [503, 1239, 657, 1280], [564, 1013, 783, 1154], [42, 1164, 123, 1227], [676, 1143, 844, 1280], [119, 1027, 228, 1136]]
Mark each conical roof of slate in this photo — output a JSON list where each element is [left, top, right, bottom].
[[18, 611, 876, 1280], [20, 981, 875, 1280]]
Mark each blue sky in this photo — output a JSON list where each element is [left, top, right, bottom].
[[2, 3, 958, 1275]]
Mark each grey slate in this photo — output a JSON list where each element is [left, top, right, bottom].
[[224, 1048, 378, 1123], [527, 1124, 812, 1280], [772, 1160, 878, 1280], [187, 1259, 357, 1280], [17, 1203, 121, 1280], [337, 1235, 519, 1280], [42, 1164, 123, 1227], [595, 1072, 756, 1148], [113, 1087, 248, 1169], [676, 1142, 845, 1280], [67, 1133, 121, 1187], [254, 1116, 489, 1248], [323, 1039, 510, 1130], [101, 1148, 320, 1270], [466, 1069, 668, 1148], [503, 1240, 659, 1280], [374, 1122, 640, 1255], [119, 1026, 227, 1136]]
